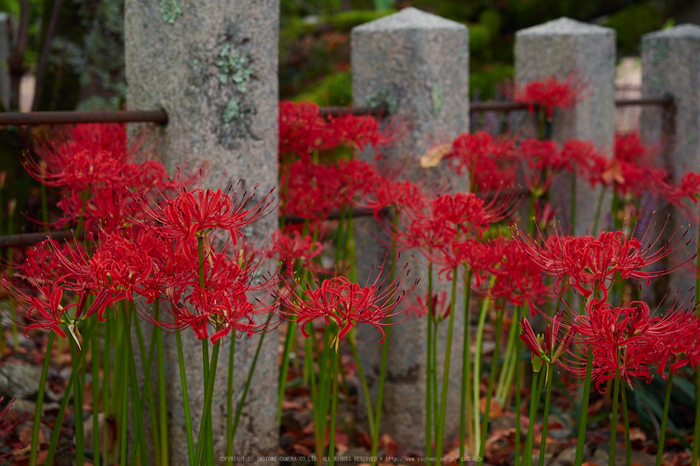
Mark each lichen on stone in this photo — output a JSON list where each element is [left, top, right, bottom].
[[223, 98, 241, 124], [160, 0, 182, 24], [431, 84, 444, 116], [215, 44, 253, 93], [365, 89, 398, 114]]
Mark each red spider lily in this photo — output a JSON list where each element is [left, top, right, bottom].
[[412, 289, 450, 322], [280, 160, 345, 221], [583, 132, 670, 198], [443, 132, 517, 190], [565, 299, 677, 390], [0, 397, 25, 457], [519, 311, 573, 373], [279, 101, 399, 162], [269, 229, 324, 273], [282, 263, 418, 345], [488, 237, 552, 311], [139, 183, 274, 260], [513, 73, 586, 118], [151, 243, 278, 343], [359, 177, 427, 221], [279, 101, 341, 161], [516, 221, 690, 301], [433, 237, 494, 286], [328, 114, 399, 159], [653, 310, 700, 375]]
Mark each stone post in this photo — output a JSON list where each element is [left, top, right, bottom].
[[515, 17, 616, 236], [352, 7, 469, 450], [125, 1, 278, 463], [641, 25, 700, 299]]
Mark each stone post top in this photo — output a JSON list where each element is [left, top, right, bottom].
[[352, 7, 466, 33], [516, 17, 613, 37], [643, 24, 700, 40]]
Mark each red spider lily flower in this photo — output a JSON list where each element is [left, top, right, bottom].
[[282, 263, 418, 346], [140, 183, 274, 260], [488, 237, 552, 311], [653, 310, 700, 375], [513, 73, 586, 118], [443, 132, 517, 190], [516, 221, 690, 301], [583, 132, 670, 198], [566, 299, 673, 390], [328, 114, 399, 159], [411, 289, 450, 322], [24, 286, 71, 337], [269, 229, 324, 273], [519, 312, 573, 376], [279, 101, 341, 161], [433, 237, 495, 285], [359, 177, 427, 221], [151, 243, 278, 343]]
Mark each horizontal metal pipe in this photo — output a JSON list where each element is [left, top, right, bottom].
[[0, 109, 168, 126], [0, 229, 86, 249]]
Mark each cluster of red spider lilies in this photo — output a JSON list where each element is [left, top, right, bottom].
[[2, 74, 700, 466]]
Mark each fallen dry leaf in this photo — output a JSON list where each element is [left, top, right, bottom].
[[420, 143, 451, 168]]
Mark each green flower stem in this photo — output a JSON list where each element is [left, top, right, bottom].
[[329, 334, 341, 466], [495, 312, 518, 408], [103, 308, 112, 459], [694, 370, 700, 466], [523, 370, 541, 466], [231, 323, 270, 443], [278, 314, 297, 424], [538, 368, 554, 466], [609, 369, 621, 466], [134, 315, 159, 462], [435, 268, 459, 466], [473, 278, 496, 455], [126, 309, 148, 466], [592, 186, 606, 235], [70, 333, 86, 466], [370, 215, 399, 465], [176, 331, 195, 466], [91, 319, 101, 466], [195, 341, 221, 466], [693, 209, 700, 466], [656, 371, 674, 466], [426, 264, 434, 466], [227, 337, 236, 457], [348, 337, 375, 438], [574, 349, 593, 466], [305, 327, 322, 466], [155, 300, 169, 465], [478, 306, 505, 465], [459, 270, 473, 463], [46, 361, 77, 464], [119, 330, 129, 466], [622, 385, 631, 466], [514, 335, 522, 466], [29, 332, 55, 466]]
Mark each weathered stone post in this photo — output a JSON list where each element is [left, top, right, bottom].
[[125, 1, 278, 463], [352, 7, 469, 450], [641, 25, 700, 298], [515, 17, 616, 236]]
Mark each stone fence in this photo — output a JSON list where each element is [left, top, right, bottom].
[[121, 1, 699, 461]]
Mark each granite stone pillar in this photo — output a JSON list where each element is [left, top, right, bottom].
[[125, 1, 278, 463], [352, 7, 470, 450], [641, 25, 700, 299], [515, 17, 616, 236]]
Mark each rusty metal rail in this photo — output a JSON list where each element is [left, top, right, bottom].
[[0, 229, 86, 249], [0, 96, 674, 126], [0, 109, 168, 126]]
